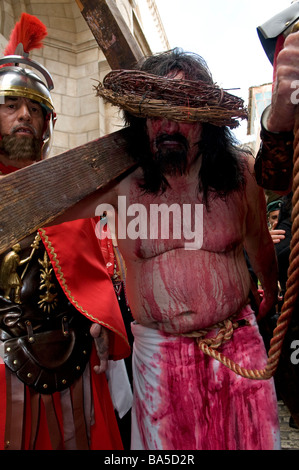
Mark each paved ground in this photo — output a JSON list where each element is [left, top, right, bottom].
[[278, 400, 299, 450]]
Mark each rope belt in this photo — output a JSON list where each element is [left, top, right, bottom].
[[183, 316, 250, 350], [178, 307, 272, 380]]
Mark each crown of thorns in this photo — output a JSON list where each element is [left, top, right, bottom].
[[95, 69, 247, 128]]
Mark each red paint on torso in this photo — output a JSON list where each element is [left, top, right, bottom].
[[116, 166, 251, 332]]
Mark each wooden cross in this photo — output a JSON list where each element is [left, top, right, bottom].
[[0, 0, 148, 254]]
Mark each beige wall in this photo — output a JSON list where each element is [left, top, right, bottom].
[[0, 0, 168, 157]]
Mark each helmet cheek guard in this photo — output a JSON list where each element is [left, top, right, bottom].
[[42, 110, 56, 157], [0, 56, 56, 158]]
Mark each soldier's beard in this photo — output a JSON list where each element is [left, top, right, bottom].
[[0, 135, 42, 161]]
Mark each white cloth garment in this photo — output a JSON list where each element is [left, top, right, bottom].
[[106, 359, 133, 419]]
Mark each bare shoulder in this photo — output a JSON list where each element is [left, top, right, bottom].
[[241, 151, 255, 176], [239, 151, 267, 216], [117, 166, 143, 195]]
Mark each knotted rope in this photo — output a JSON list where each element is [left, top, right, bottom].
[[181, 310, 269, 380]]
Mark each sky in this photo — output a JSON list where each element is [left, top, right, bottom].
[[149, 0, 293, 141]]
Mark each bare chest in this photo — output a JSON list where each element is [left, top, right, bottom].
[[114, 172, 246, 260]]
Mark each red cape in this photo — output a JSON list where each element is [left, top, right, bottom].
[[0, 217, 129, 450], [39, 218, 130, 360]]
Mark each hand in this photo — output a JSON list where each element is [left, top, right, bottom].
[[257, 288, 264, 299], [267, 30, 299, 133], [90, 323, 109, 374], [269, 229, 286, 244], [256, 288, 279, 321], [256, 287, 279, 321]]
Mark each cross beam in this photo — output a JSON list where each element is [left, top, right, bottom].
[[0, 0, 148, 254], [76, 0, 145, 69], [0, 129, 136, 253]]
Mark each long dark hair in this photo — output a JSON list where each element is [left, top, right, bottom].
[[123, 48, 246, 203]]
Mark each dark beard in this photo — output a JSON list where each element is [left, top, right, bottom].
[[0, 135, 42, 161], [139, 134, 192, 193]]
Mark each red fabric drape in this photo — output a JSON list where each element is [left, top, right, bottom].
[[0, 362, 6, 448], [39, 218, 130, 360], [0, 161, 20, 174]]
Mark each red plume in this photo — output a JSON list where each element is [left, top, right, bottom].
[[4, 12, 47, 56]]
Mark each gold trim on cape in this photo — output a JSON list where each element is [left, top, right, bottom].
[[38, 227, 129, 349]]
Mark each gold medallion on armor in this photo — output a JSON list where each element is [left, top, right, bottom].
[[0, 232, 58, 312]]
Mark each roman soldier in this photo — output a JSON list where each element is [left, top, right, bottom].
[[0, 13, 130, 450]]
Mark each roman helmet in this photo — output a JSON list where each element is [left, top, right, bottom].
[[0, 13, 56, 157]]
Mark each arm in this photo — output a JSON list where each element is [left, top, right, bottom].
[[254, 31, 299, 192], [266, 30, 299, 133], [244, 157, 279, 320], [90, 323, 109, 374], [48, 182, 119, 226]]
